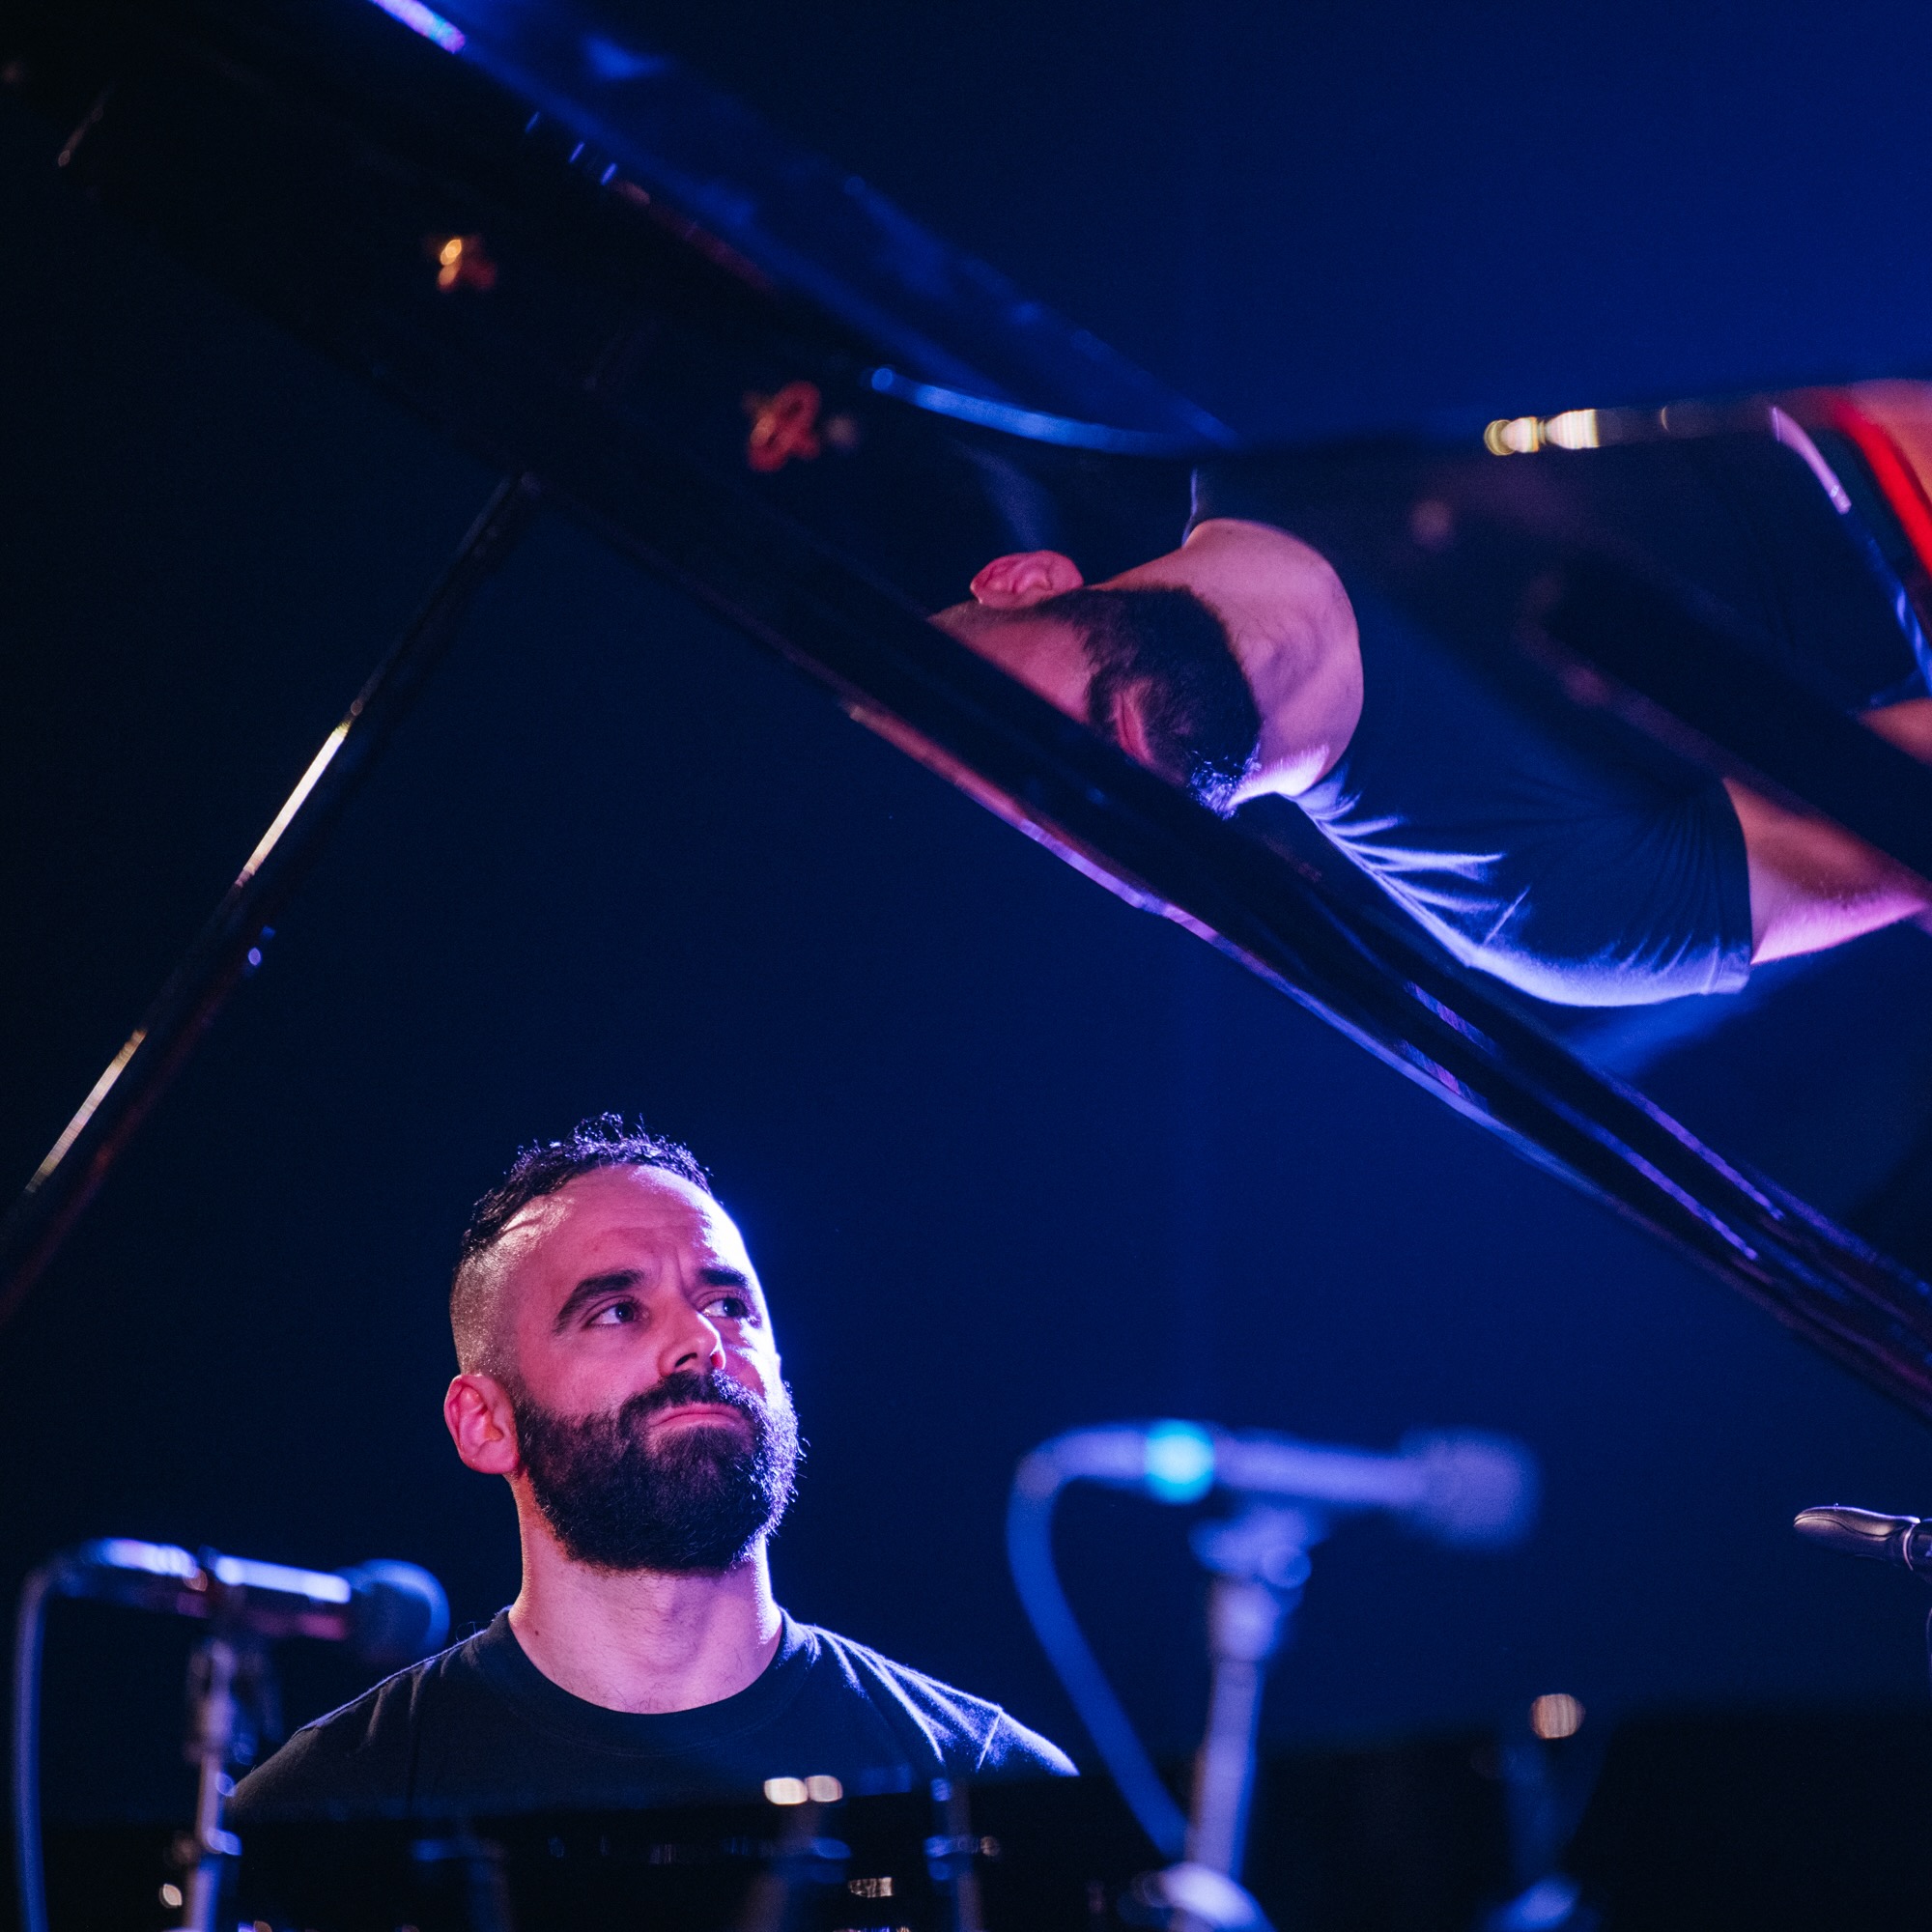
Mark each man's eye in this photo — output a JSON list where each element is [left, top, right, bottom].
[[588, 1301, 637, 1326], [702, 1294, 750, 1321]]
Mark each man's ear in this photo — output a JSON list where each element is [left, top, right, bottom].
[[969, 551, 1085, 609], [444, 1372, 521, 1476]]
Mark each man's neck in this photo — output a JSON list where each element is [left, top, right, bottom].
[[507, 1517, 784, 1714]]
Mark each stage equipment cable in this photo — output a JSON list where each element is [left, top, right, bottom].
[[13, 1560, 58, 1932], [1007, 1440, 1194, 1861]]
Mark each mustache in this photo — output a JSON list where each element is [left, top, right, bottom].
[[615, 1369, 766, 1431], [511, 1363, 799, 1574]]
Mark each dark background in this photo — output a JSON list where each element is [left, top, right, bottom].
[[7, 0, 1932, 1831]]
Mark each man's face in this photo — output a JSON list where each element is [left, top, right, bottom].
[[929, 597, 1100, 723], [931, 548, 1259, 799], [482, 1167, 798, 1572]]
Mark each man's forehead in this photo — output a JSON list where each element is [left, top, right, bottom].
[[499, 1167, 753, 1272], [935, 603, 1079, 648]]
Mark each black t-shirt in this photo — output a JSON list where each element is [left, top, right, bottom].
[[1293, 577, 1754, 1005], [231, 1611, 1074, 1820], [1192, 432, 1924, 1006]]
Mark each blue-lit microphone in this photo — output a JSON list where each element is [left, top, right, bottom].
[[14, 1541, 449, 1932], [1007, 1419, 1541, 1871], [38, 1539, 449, 1665], [1794, 1505, 1932, 1575], [1015, 1420, 1539, 1548]]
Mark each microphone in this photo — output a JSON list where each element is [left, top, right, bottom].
[[1793, 1506, 1932, 1575], [1016, 1421, 1539, 1548], [42, 1539, 450, 1666], [14, 1541, 450, 1932], [1007, 1419, 1539, 1867]]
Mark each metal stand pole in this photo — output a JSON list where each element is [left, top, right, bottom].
[[0, 473, 540, 1334], [178, 1634, 248, 1932], [1187, 1575, 1291, 1879], [1166, 1505, 1320, 1932], [926, 1777, 986, 1932]]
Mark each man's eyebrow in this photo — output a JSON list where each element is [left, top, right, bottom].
[[554, 1268, 643, 1329], [553, 1264, 753, 1329]]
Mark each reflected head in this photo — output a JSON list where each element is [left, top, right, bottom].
[[937, 582, 1261, 810]]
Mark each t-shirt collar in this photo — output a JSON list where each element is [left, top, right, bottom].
[[470, 1606, 815, 1756]]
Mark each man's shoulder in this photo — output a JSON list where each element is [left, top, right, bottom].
[[798, 1622, 1075, 1781], [230, 1627, 484, 1820]]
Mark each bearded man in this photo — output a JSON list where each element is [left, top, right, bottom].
[[232, 1120, 1071, 1815]]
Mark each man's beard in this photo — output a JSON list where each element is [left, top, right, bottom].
[[510, 1369, 800, 1574]]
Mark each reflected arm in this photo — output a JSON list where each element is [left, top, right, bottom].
[[1729, 698, 1932, 961]]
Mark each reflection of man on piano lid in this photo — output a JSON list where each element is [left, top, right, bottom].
[[233, 1119, 1071, 1818], [932, 390, 1932, 1009]]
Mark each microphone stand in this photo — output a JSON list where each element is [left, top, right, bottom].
[[15, 1539, 444, 1932], [1009, 1426, 1533, 1932], [1162, 1505, 1322, 1932], [180, 1635, 247, 1932], [177, 1593, 274, 1932]]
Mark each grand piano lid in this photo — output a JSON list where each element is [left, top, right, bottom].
[[371, 0, 1236, 451]]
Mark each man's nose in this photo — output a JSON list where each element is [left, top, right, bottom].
[[658, 1300, 727, 1378]]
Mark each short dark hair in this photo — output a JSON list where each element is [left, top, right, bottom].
[[1039, 584, 1262, 811], [450, 1115, 712, 1373]]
